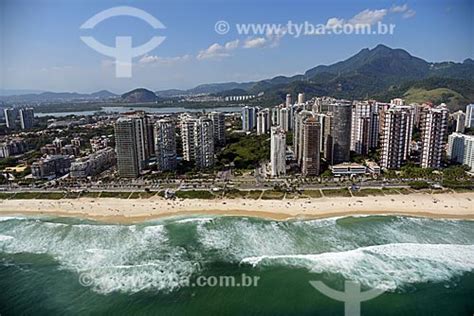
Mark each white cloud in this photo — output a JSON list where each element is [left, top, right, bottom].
[[348, 9, 388, 26], [390, 4, 408, 13], [324, 5, 415, 32], [403, 9, 416, 18], [197, 40, 239, 60], [139, 54, 192, 65], [389, 4, 416, 18], [243, 37, 267, 48], [326, 17, 344, 29]]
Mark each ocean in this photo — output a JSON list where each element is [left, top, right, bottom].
[[0, 215, 473, 315]]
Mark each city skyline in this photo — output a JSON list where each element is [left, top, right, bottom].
[[1, 0, 473, 93]]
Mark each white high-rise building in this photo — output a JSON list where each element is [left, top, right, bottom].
[[154, 119, 177, 171], [286, 94, 292, 107], [256, 108, 271, 135], [452, 111, 466, 133], [19, 108, 34, 130], [419, 105, 448, 169], [278, 107, 291, 132], [242, 106, 257, 132], [181, 117, 197, 162], [208, 112, 226, 146], [465, 104, 474, 128], [195, 117, 215, 169], [181, 116, 215, 169], [297, 93, 305, 104], [270, 126, 286, 177], [350, 101, 379, 155], [447, 133, 474, 171], [293, 110, 313, 164], [380, 106, 414, 169]]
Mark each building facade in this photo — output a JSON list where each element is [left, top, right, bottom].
[[329, 101, 352, 164], [419, 105, 449, 169], [114, 117, 141, 178], [447, 133, 474, 171], [208, 112, 226, 146], [351, 101, 379, 155], [270, 126, 286, 177], [256, 108, 271, 135], [154, 119, 177, 171], [380, 106, 414, 169], [19, 108, 34, 129], [301, 117, 321, 176]]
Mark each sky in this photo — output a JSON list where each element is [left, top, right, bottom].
[[1, 0, 473, 93]]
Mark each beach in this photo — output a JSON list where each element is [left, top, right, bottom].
[[1, 191, 473, 222]]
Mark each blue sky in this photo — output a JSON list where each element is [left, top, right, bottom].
[[1, 0, 473, 93]]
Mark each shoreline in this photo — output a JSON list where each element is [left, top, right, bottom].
[[1, 192, 474, 224]]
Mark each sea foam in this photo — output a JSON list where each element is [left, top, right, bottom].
[[241, 243, 474, 291]]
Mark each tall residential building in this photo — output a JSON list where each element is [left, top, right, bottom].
[[329, 102, 352, 164], [181, 117, 197, 162], [270, 126, 286, 177], [208, 112, 226, 146], [297, 93, 305, 104], [4, 108, 18, 129], [447, 133, 474, 170], [293, 110, 313, 164], [301, 117, 321, 176], [115, 117, 141, 178], [286, 94, 292, 107], [242, 106, 257, 132], [452, 111, 466, 133], [256, 108, 271, 135], [195, 117, 215, 169], [419, 105, 449, 169], [278, 107, 291, 132], [379, 106, 414, 169], [181, 117, 215, 169], [350, 101, 379, 155], [19, 108, 34, 130], [154, 119, 177, 171], [465, 104, 474, 128], [315, 113, 332, 156]]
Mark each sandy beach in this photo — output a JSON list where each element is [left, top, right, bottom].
[[0, 191, 473, 223]]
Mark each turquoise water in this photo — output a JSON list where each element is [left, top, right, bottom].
[[0, 215, 473, 315]]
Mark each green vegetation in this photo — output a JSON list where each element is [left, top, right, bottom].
[[175, 190, 215, 199], [261, 190, 285, 200], [403, 87, 466, 107], [79, 192, 101, 198], [9, 192, 40, 199], [218, 133, 270, 170], [408, 181, 430, 190], [129, 191, 157, 199], [99, 192, 132, 199], [322, 188, 351, 197], [302, 190, 323, 198], [352, 189, 385, 197], [381, 188, 402, 195]]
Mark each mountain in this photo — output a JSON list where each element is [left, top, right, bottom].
[[0, 90, 117, 103], [0, 89, 45, 96], [121, 88, 158, 103], [90, 90, 117, 98], [211, 44, 474, 108]]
